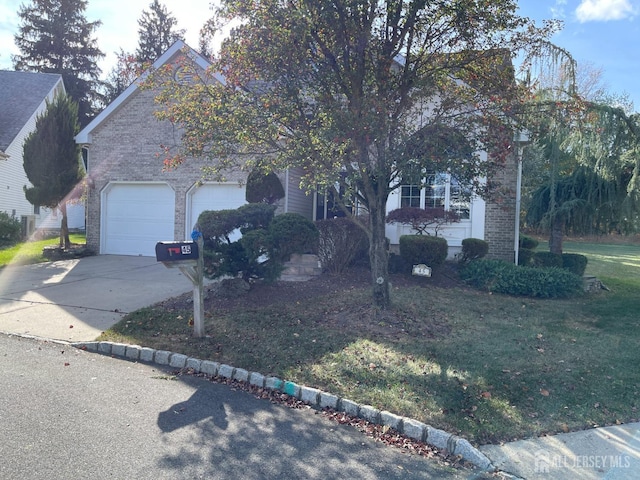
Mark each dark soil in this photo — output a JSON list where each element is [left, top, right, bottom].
[[162, 261, 467, 314]]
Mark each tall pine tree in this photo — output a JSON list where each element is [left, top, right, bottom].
[[135, 0, 184, 64], [102, 1, 184, 104], [23, 94, 84, 249], [13, 0, 104, 127]]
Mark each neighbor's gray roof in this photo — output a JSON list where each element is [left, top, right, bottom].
[[0, 70, 63, 151]]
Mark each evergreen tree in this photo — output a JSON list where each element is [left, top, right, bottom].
[[23, 94, 85, 249], [13, 0, 105, 127], [135, 0, 185, 65], [101, 1, 184, 103]]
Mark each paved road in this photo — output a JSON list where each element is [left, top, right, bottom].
[[0, 334, 489, 479], [0, 256, 193, 342]]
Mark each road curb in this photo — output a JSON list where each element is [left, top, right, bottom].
[[72, 340, 496, 472]]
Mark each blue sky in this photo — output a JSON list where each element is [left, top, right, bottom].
[[0, 1, 638, 110], [518, 0, 639, 109]]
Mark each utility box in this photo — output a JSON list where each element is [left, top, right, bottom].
[[155, 241, 199, 262], [21, 215, 36, 239]]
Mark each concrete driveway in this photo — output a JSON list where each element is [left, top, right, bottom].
[[0, 255, 194, 342]]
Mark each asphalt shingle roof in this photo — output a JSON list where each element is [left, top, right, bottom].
[[0, 70, 62, 151]]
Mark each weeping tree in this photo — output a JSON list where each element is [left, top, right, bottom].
[[526, 105, 640, 253], [526, 167, 628, 253], [520, 47, 640, 253], [23, 93, 85, 248], [145, 0, 556, 308]]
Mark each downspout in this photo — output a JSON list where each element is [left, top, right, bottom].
[[284, 169, 289, 213], [513, 131, 530, 265]]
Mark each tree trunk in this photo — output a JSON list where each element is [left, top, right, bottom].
[[368, 198, 390, 309], [59, 203, 71, 249], [549, 215, 563, 255]]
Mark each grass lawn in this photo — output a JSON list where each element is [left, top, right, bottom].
[[0, 233, 86, 267], [98, 239, 640, 445]]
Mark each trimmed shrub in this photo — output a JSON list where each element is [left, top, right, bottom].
[[459, 238, 488, 264], [460, 259, 583, 298], [518, 248, 535, 266], [0, 212, 22, 247], [519, 235, 539, 250], [245, 170, 285, 204], [399, 235, 448, 269], [198, 205, 278, 281], [268, 213, 318, 262], [459, 259, 507, 289], [237, 203, 278, 233], [315, 217, 369, 273], [562, 253, 588, 276], [199, 204, 277, 241], [533, 251, 563, 268]]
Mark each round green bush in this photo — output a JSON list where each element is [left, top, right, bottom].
[[518, 248, 535, 266], [533, 251, 563, 268], [519, 235, 539, 250], [460, 259, 583, 298], [562, 253, 588, 276], [459, 238, 488, 263], [399, 235, 448, 269], [268, 213, 319, 261], [245, 170, 285, 204]]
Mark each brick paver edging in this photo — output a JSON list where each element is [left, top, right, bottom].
[[73, 341, 495, 472]]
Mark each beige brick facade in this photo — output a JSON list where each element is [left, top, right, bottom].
[[84, 86, 248, 254], [79, 41, 515, 260], [484, 154, 517, 262]]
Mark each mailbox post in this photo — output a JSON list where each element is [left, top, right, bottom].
[[155, 237, 205, 337]]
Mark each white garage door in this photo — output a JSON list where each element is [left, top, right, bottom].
[[103, 183, 175, 256], [187, 183, 246, 237]]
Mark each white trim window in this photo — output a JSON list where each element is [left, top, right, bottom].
[[400, 172, 470, 219]]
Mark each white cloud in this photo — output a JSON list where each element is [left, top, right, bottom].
[[576, 0, 637, 22], [551, 0, 568, 19]]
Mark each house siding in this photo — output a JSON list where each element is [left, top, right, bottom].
[[1, 91, 50, 223], [283, 167, 314, 219]]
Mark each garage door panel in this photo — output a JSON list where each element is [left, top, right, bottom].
[[103, 183, 175, 256], [187, 184, 246, 236]]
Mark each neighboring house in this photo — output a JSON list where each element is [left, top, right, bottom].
[[0, 70, 85, 237], [77, 40, 516, 261]]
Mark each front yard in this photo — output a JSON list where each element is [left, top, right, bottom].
[[0, 233, 87, 267], [98, 239, 640, 445]]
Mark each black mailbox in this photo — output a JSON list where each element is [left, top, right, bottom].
[[155, 241, 199, 262]]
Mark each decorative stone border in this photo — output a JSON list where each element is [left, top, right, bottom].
[[73, 340, 495, 472]]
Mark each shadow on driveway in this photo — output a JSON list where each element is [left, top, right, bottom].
[[0, 255, 193, 341]]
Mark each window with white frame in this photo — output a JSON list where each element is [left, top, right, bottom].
[[399, 172, 470, 219]]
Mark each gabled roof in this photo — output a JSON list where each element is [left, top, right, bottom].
[[0, 70, 64, 152], [76, 40, 224, 145]]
